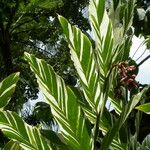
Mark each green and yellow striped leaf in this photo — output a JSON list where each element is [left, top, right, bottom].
[[0, 73, 20, 109], [24, 52, 92, 150], [89, 0, 114, 76], [0, 111, 52, 150], [71, 87, 125, 149], [100, 87, 148, 150], [58, 15, 102, 113], [58, 14, 102, 113], [58, 2, 121, 149], [4, 140, 24, 150]]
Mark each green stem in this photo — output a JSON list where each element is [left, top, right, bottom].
[[93, 65, 115, 150], [125, 86, 128, 103], [137, 55, 150, 67], [94, 111, 101, 150]]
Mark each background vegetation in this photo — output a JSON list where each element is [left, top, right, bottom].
[[0, 0, 150, 149]]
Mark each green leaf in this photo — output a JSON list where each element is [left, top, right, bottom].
[[4, 140, 24, 150], [40, 129, 67, 148], [130, 135, 141, 150], [58, 15, 101, 112], [0, 111, 52, 150], [30, 0, 63, 9], [123, 0, 136, 34], [89, 0, 114, 76], [77, 91, 124, 149], [100, 87, 148, 150], [109, 94, 122, 115], [24, 52, 92, 150], [58, 2, 123, 149], [0, 73, 20, 109], [58, 16, 115, 147], [142, 134, 150, 149], [136, 103, 150, 114]]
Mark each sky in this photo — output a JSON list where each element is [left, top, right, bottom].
[[130, 36, 150, 84], [24, 35, 150, 111]]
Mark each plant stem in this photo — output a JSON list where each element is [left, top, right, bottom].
[[137, 55, 150, 67], [94, 111, 101, 150], [93, 65, 115, 150], [125, 87, 128, 103]]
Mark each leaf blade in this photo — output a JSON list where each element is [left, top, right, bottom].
[[0, 111, 52, 150], [136, 103, 150, 114], [0, 73, 20, 109], [24, 52, 92, 150]]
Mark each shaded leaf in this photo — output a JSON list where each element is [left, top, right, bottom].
[[142, 134, 150, 149], [100, 87, 148, 150], [40, 129, 67, 147], [4, 140, 24, 150]]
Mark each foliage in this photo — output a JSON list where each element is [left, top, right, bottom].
[[0, 73, 20, 109], [136, 102, 150, 114], [133, 0, 150, 37], [22, 101, 55, 127], [0, 0, 62, 111], [0, 0, 89, 111], [0, 0, 150, 149], [0, 0, 90, 146]]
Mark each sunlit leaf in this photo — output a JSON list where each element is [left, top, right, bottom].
[[0, 73, 20, 109], [89, 0, 114, 76], [24, 52, 92, 150], [0, 111, 52, 150], [137, 8, 146, 21], [136, 103, 150, 114], [4, 140, 24, 150], [58, 15, 102, 112]]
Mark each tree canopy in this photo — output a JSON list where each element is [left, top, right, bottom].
[[0, 0, 150, 149], [0, 0, 89, 111]]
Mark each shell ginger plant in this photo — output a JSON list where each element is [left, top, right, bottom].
[[0, 0, 149, 149]]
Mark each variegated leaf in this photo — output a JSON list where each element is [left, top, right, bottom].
[[76, 89, 124, 150], [0, 73, 20, 109], [89, 0, 114, 76], [58, 1, 129, 149], [58, 3, 121, 149], [58, 15, 102, 113], [4, 140, 24, 150], [0, 111, 52, 150], [24, 52, 92, 150], [100, 87, 148, 150], [123, 0, 136, 35]]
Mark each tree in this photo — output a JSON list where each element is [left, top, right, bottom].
[[133, 0, 150, 37], [0, 0, 90, 111], [0, 0, 150, 149], [0, 0, 63, 111], [0, 0, 90, 147]]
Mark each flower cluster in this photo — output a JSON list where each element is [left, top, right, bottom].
[[117, 61, 138, 90]]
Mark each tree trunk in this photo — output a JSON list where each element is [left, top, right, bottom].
[[0, 29, 13, 75]]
